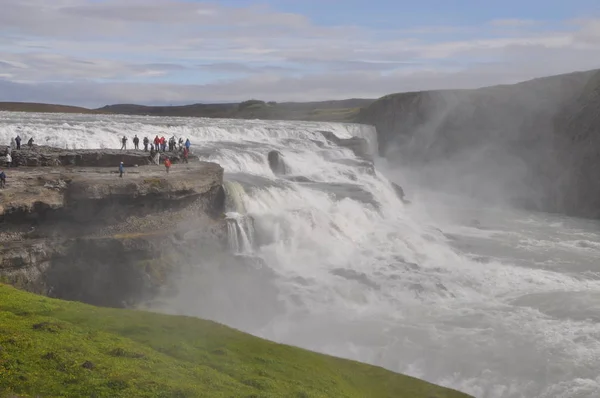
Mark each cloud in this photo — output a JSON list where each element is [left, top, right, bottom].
[[489, 19, 539, 27], [0, 0, 599, 106]]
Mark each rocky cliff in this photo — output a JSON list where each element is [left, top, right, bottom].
[[0, 146, 228, 307], [359, 69, 600, 218]]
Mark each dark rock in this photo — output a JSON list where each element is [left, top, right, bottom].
[[42, 352, 57, 360], [267, 150, 287, 175], [330, 158, 375, 175], [32, 322, 63, 333], [284, 176, 313, 183], [82, 361, 95, 370], [331, 268, 380, 290], [318, 131, 372, 160], [391, 182, 410, 204]]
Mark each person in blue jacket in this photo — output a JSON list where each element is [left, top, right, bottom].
[[0, 170, 5, 188], [119, 161, 124, 178], [185, 138, 190, 150]]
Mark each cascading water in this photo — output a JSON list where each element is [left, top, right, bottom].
[[223, 180, 255, 255], [2, 111, 600, 398]]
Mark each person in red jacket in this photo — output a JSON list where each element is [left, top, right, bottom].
[[154, 135, 160, 151], [164, 157, 172, 173]]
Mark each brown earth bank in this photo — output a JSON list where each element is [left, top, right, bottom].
[[358, 68, 600, 219], [0, 145, 230, 308]]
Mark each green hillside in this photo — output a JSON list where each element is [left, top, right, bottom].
[[0, 284, 471, 398]]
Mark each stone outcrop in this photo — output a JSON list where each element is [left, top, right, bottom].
[[267, 150, 288, 175], [358, 69, 600, 218], [0, 148, 227, 307], [319, 130, 372, 160], [391, 182, 410, 204]]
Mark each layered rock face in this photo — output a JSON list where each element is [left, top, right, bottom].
[[0, 147, 227, 307], [359, 69, 600, 217]]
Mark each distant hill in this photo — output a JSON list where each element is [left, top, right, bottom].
[[97, 98, 374, 122], [0, 98, 375, 123], [0, 102, 106, 114]]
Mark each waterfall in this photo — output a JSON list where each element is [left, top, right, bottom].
[[3, 110, 600, 398], [225, 212, 255, 255]]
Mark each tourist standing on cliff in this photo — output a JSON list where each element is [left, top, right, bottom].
[[10, 137, 15, 150], [27, 137, 34, 149], [185, 138, 191, 151], [121, 136, 128, 150], [182, 147, 189, 163], [5, 152, 11, 168], [143, 136, 149, 151], [0, 170, 6, 188], [119, 162, 124, 178], [133, 135, 139, 150], [164, 157, 171, 173], [15, 135, 21, 150]]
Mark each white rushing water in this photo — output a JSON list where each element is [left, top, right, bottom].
[[2, 111, 600, 398]]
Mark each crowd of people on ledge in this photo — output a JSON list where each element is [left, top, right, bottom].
[[0, 133, 193, 188], [1, 134, 35, 188], [120, 134, 190, 153], [118, 134, 191, 176]]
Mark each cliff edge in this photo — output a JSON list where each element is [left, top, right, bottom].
[[359, 69, 600, 218], [0, 146, 227, 307]]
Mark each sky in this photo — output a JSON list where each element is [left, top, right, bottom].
[[1, 0, 599, 107]]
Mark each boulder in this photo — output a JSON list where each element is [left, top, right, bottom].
[[267, 150, 288, 175], [391, 182, 410, 204]]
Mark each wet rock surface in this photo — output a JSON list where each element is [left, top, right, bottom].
[[267, 150, 288, 175]]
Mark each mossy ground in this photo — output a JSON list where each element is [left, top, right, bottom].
[[0, 284, 471, 398]]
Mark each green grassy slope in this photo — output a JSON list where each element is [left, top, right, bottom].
[[0, 284, 472, 398]]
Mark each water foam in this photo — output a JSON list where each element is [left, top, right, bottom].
[[3, 111, 600, 398]]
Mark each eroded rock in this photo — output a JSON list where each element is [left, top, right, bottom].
[[267, 150, 287, 175]]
